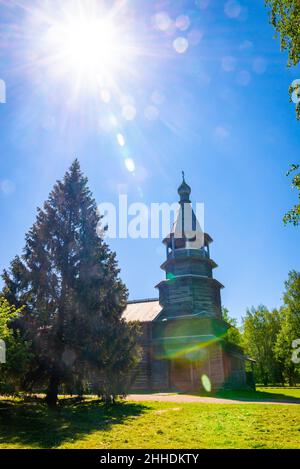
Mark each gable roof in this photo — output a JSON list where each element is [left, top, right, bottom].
[[122, 299, 162, 322]]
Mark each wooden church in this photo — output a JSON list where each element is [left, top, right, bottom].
[[122, 176, 251, 392]]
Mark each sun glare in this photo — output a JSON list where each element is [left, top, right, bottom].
[[32, 1, 136, 92], [45, 16, 125, 80]]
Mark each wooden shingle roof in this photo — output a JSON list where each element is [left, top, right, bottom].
[[122, 299, 162, 322]]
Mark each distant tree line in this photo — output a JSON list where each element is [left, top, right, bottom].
[[223, 270, 300, 386], [0, 160, 140, 406]]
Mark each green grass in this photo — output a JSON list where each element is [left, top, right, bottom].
[[257, 386, 300, 399], [209, 385, 300, 403], [0, 394, 300, 449]]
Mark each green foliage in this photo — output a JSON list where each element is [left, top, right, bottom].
[[283, 164, 300, 225], [275, 271, 300, 384], [283, 269, 300, 314], [242, 271, 300, 386], [0, 297, 16, 340], [0, 297, 30, 392], [265, 2, 300, 221], [92, 319, 141, 402], [2, 160, 139, 405], [266, 0, 300, 67], [222, 307, 243, 347], [243, 305, 283, 385]]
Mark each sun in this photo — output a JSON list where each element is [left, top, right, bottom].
[[46, 17, 123, 77], [33, 1, 135, 91]]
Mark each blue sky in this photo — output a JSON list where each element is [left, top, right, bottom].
[[0, 0, 299, 323]]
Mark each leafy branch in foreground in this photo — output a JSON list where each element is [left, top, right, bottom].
[[265, 1, 300, 221], [283, 164, 300, 225], [266, 1, 300, 118], [266, 0, 300, 67], [267, 0, 300, 118]]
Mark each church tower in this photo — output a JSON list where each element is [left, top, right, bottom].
[[151, 174, 247, 391], [157, 173, 223, 320], [123, 174, 250, 392]]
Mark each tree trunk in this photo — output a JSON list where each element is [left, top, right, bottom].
[[288, 367, 296, 387], [45, 375, 59, 407], [263, 373, 268, 386], [288, 376, 295, 387]]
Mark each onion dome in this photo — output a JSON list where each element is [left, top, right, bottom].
[[178, 171, 191, 203]]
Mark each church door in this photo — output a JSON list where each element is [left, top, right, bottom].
[[170, 359, 194, 391]]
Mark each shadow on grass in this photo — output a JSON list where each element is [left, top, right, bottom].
[[195, 388, 300, 403], [0, 397, 149, 448]]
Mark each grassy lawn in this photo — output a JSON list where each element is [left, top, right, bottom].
[[210, 385, 300, 403], [0, 393, 300, 449], [257, 386, 300, 399]]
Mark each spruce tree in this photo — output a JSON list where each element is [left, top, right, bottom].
[[2, 160, 139, 405]]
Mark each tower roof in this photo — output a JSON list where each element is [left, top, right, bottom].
[[178, 171, 191, 203], [163, 173, 205, 249]]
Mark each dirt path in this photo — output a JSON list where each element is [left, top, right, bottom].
[[126, 393, 300, 405]]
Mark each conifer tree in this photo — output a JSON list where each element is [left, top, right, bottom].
[[2, 160, 139, 405]]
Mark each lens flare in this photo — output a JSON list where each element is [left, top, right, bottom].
[[201, 374, 212, 392], [47, 18, 118, 70], [125, 158, 135, 172], [173, 37, 189, 54], [155, 335, 223, 360], [117, 133, 126, 147], [24, 0, 137, 99], [42, 15, 132, 86]]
